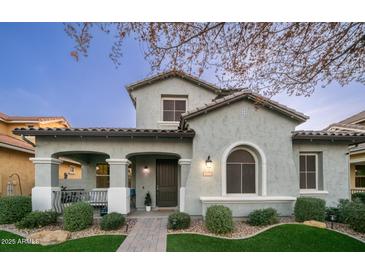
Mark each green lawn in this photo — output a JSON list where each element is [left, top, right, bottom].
[[167, 224, 365, 252], [0, 230, 125, 252]]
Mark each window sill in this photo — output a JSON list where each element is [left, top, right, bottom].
[[200, 196, 297, 203], [158, 121, 179, 129], [299, 190, 328, 195]]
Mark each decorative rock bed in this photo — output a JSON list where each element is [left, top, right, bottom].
[[0, 218, 137, 240], [168, 217, 365, 242], [168, 217, 294, 239]]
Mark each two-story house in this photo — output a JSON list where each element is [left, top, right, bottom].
[[13, 71, 365, 216], [0, 112, 81, 196]]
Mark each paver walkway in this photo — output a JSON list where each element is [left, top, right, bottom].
[[117, 217, 168, 252]]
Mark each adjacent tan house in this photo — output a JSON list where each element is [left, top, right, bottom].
[[326, 111, 365, 194], [0, 112, 81, 196]]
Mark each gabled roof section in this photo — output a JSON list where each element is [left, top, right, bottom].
[[13, 127, 195, 139], [125, 70, 221, 106], [339, 110, 365, 125], [0, 112, 71, 127], [125, 70, 220, 93], [324, 123, 365, 133], [180, 91, 309, 126]]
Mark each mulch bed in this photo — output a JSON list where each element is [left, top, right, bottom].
[[0, 218, 137, 240]]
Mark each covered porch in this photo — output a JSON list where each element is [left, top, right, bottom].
[[20, 127, 194, 216]]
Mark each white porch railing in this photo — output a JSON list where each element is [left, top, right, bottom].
[[52, 190, 108, 213]]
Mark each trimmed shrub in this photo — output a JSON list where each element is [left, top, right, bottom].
[[63, 202, 93, 231], [352, 192, 365, 204], [0, 196, 32, 224], [247, 208, 279, 226], [347, 201, 365, 233], [168, 212, 191, 230], [294, 197, 326, 222], [100, 212, 125, 231], [205, 205, 234, 234], [15, 211, 58, 229], [337, 199, 352, 223]]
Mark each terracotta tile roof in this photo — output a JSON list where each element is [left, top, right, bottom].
[[339, 110, 365, 125], [0, 111, 70, 126], [0, 133, 35, 153], [292, 130, 365, 144], [13, 127, 195, 138], [180, 91, 309, 125]]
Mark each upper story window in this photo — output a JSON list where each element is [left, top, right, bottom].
[[162, 98, 187, 122], [299, 154, 317, 190]]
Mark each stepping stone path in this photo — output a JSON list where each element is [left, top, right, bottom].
[[117, 218, 167, 252]]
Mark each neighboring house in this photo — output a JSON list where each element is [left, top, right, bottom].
[[325, 111, 365, 195], [0, 112, 81, 196], [13, 71, 365, 216]]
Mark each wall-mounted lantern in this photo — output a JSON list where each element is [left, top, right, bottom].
[[143, 165, 150, 174], [203, 155, 213, 177], [205, 155, 213, 169]]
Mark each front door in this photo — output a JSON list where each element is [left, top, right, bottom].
[[156, 159, 178, 207]]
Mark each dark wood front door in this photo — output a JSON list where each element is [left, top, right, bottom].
[[156, 159, 178, 207]]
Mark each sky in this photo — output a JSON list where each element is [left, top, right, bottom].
[[0, 23, 364, 130]]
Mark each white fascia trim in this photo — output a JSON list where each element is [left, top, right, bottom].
[[200, 196, 296, 204], [30, 157, 63, 164], [178, 159, 192, 165], [299, 190, 329, 195], [106, 158, 131, 165], [0, 143, 34, 154]]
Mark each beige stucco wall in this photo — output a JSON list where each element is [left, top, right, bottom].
[[130, 77, 217, 129], [0, 147, 34, 196], [59, 162, 82, 179]]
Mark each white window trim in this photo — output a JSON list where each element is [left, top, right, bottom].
[[160, 97, 188, 122], [224, 147, 259, 197], [222, 141, 267, 196], [299, 153, 318, 191]]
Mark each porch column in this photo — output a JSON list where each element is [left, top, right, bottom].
[[178, 159, 191, 212], [30, 157, 62, 211], [106, 158, 131, 214]]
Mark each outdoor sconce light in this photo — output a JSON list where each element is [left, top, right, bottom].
[[143, 165, 149, 174], [205, 155, 213, 169], [330, 214, 336, 229]]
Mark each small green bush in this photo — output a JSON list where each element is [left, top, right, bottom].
[[0, 196, 32, 224], [336, 199, 354, 223], [15, 211, 58, 229], [168, 212, 191, 230], [205, 205, 234, 234], [63, 202, 93, 231], [352, 192, 365, 204], [347, 201, 365, 233], [247, 208, 279, 226], [294, 197, 326, 222], [100, 212, 125, 231]]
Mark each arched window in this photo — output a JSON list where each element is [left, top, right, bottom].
[[226, 149, 256, 194]]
